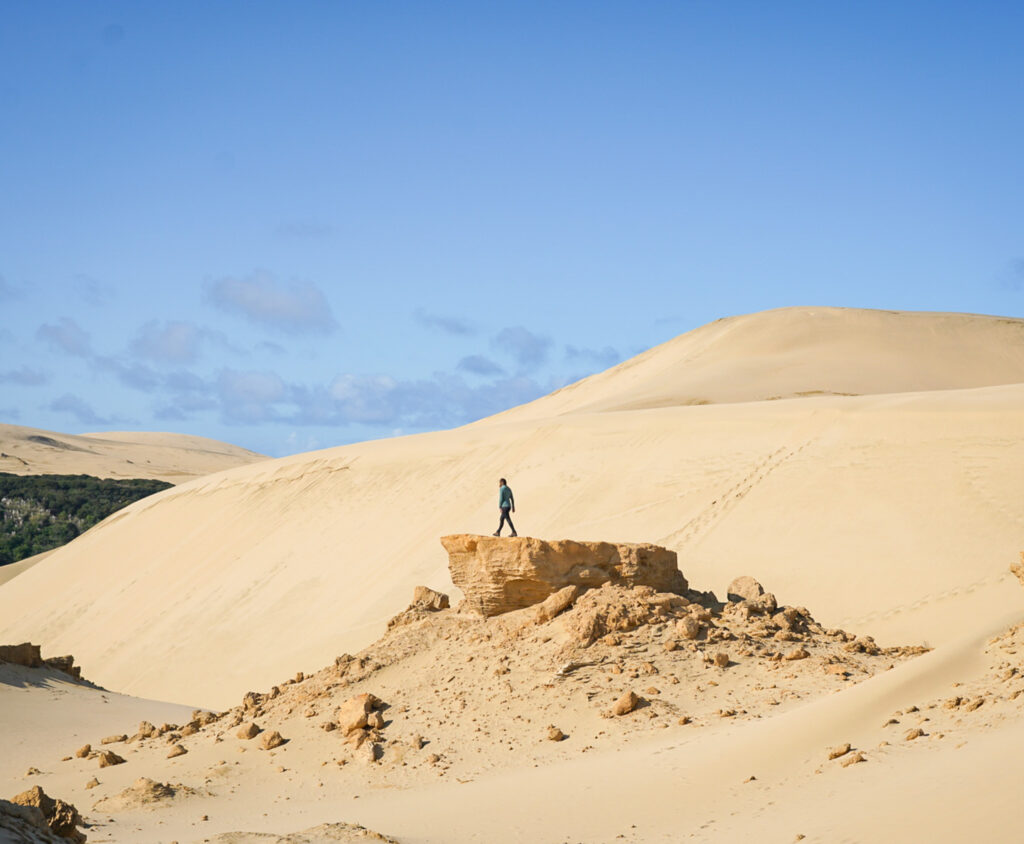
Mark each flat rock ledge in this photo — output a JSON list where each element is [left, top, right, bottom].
[[441, 534, 687, 617]]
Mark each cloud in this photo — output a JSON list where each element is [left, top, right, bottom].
[[36, 318, 93, 357], [492, 326, 553, 371], [277, 222, 336, 238], [73, 274, 115, 306], [256, 340, 287, 355], [0, 366, 48, 386], [130, 320, 206, 364], [0, 274, 16, 301], [564, 344, 620, 370], [206, 272, 338, 334], [1005, 258, 1024, 291], [216, 369, 291, 422], [415, 308, 477, 337], [95, 356, 162, 391], [49, 393, 111, 426], [457, 354, 505, 376]]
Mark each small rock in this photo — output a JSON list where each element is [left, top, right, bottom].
[[676, 617, 701, 640], [727, 576, 765, 602], [547, 726, 565, 741], [828, 743, 851, 760], [98, 751, 126, 768], [85, 778, 100, 789], [612, 690, 640, 716], [840, 751, 866, 767], [260, 730, 287, 750], [784, 647, 810, 661], [535, 585, 580, 623], [713, 652, 730, 668], [236, 722, 262, 740], [100, 734, 127, 745], [167, 744, 187, 758], [25, 767, 41, 776], [74, 744, 91, 758], [904, 728, 924, 741], [366, 711, 386, 731], [410, 734, 426, 749]]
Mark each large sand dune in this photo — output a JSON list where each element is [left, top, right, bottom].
[[0, 308, 1022, 711], [0, 424, 265, 482]]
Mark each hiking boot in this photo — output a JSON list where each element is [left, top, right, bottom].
[[492, 531, 500, 536], [510, 531, 518, 537]]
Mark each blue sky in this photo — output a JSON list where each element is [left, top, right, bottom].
[[1, 2, 1022, 456]]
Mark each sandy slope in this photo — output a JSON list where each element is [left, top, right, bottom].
[[0, 309, 1023, 708], [0, 423, 265, 482]]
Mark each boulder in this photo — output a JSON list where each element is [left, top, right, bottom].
[[9, 786, 85, 843], [97, 751, 125, 768], [73, 745, 90, 759], [337, 693, 381, 734], [727, 576, 765, 603], [534, 585, 580, 623], [166, 745, 187, 758], [676, 616, 701, 640], [442, 535, 686, 617]]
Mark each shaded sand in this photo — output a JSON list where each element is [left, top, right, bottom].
[[0, 423, 265, 482], [0, 550, 54, 587]]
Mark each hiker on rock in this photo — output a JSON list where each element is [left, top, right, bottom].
[[493, 477, 517, 537]]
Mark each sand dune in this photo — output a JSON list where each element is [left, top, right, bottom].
[[494, 306, 1024, 419], [0, 306, 1021, 707], [0, 423, 265, 482]]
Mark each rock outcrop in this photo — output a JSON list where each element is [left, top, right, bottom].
[[0, 644, 83, 680], [9, 787, 85, 843], [441, 535, 686, 617]]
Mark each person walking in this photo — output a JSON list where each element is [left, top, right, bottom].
[[493, 477, 517, 537]]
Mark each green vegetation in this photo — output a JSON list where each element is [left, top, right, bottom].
[[0, 473, 172, 566]]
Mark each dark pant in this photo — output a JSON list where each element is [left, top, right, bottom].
[[497, 506, 516, 535]]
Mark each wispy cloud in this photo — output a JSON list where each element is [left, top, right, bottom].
[[206, 271, 338, 335], [492, 326, 553, 372], [36, 318, 93, 357], [457, 354, 505, 376], [130, 320, 217, 365], [415, 308, 477, 337], [73, 274, 115, 306], [49, 393, 111, 426], [0, 274, 16, 301], [0, 366, 48, 386]]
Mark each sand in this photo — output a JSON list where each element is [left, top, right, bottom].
[[1, 306, 1022, 843], [0, 424, 266, 482]]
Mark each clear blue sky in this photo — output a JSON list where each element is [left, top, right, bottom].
[[2, 2, 1022, 456]]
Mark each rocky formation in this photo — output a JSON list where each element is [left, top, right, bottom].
[[0, 799, 70, 844], [8, 787, 85, 843], [0, 643, 84, 680], [442, 534, 687, 617]]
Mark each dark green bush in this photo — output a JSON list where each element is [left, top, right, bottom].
[[0, 473, 172, 565]]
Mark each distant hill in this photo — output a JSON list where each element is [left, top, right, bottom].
[[0, 424, 266, 482]]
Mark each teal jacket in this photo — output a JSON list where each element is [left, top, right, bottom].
[[499, 484, 514, 509]]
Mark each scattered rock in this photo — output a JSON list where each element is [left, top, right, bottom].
[[547, 726, 565, 741], [100, 734, 127, 745], [366, 711, 385, 731], [97, 751, 125, 768], [84, 778, 99, 790], [535, 585, 581, 623], [713, 652, 730, 668], [337, 693, 382, 734], [727, 576, 764, 602], [676, 616, 701, 640], [612, 691, 640, 716], [260, 731, 287, 750], [411, 585, 450, 612], [73, 745, 90, 759], [905, 728, 924, 741], [784, 647, 810, 661], [236, 722, 262, 740], [828, 743, 852, 760], [840, 751, 866, 767], [442, 534, 686, 617], [10, 786, 86, 843], [167, 745, 187, 758]]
